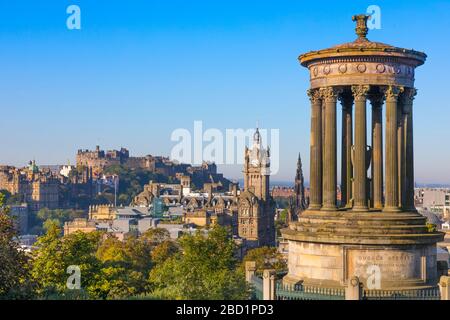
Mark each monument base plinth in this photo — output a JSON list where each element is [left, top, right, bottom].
[[281, 209, 444, 291]]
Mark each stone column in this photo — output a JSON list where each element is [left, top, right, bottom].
[[370, 92, 384, 209], [322, 103, 326, 168], [383, 86, 403, 212], [245, 261, 257, 283], [263, 269, 276, 300], [351, 85, 370, 211], [320, 86, 342, 210], [439, 276, 450, 300], [402, 88, 417, 211], [397, 102, 405, 209], [307, 89, 323, 209], [340, 91, 353, 208]]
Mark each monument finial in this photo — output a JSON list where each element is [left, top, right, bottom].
[[352, 14, 370, 40]]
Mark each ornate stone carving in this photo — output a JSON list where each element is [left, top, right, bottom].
[[307, 88, 321, 104], [400, 88, 417, 104], [351, 85, 370, 101], [350, 276, 360, 287], [319, 86, 343, 103], [368, 93, 385, 109], [338, 90, 353, 108], [376, 64, 385, 73], [368, 92, 385, 108], [356, 64, 367, 73], [306, 60, 416, 89], [382, 85, 404, 102], [338, 64, 347, 74], [313, 66, 318, 77], [400, 88, 417, 113], [352, 14, 370, 40]]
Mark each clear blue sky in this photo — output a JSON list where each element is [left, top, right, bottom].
[[0, 0, 449, 184]]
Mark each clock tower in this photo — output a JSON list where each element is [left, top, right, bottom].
[[238, 128, 275, 248]]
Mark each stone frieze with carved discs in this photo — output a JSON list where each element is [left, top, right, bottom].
[[308, 59, 416, 89], [338, 64, 347, 74], [357, 64, 366, 73], [376, 64, 385, 73]]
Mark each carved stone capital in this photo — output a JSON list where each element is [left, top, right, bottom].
[[338, 91, 354, 109], [382, 85, 404, 102], [400, 88, 417, 113], [368, 92, 385, 109], [319, 86, 343, 103], [351, 85, 370, 102], [307, 88, 321, 104]]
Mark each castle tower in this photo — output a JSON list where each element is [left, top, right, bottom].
[[238, 128, 275, 248]]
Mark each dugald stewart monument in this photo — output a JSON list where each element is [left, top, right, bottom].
[[282, 15, 444, 291]]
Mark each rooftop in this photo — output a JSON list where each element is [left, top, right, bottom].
[[299, 14, 426, 68]]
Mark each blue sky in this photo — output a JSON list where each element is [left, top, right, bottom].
[[0, 0, 449, 184]]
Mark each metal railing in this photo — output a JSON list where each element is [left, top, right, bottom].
[[249, 274, 441, 300], [275, 282, 345, 300], [362, 287, 440, 300]]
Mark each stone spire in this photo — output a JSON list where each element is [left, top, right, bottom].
[[294, 153, 307, 212], [253, 127, 261, 145]]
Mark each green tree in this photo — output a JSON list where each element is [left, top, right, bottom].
[[148, 226, 248, 300], [274, 208, 289, 237], [0, 189, 23, 205], [102, 165, 170, 206], [0, 190, 11, 202], [31, 224, 102, 298], [0, 193, 34, 299], [30, 208, 86, 235], [92, 234, 154, 299], [141, 228, 171, 246], [151, 240, 179, 265], [242, 246, 287, 274], [279, 209, 288, 223]]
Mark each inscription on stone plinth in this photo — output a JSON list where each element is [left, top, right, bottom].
[[346, 249, 423, 285]]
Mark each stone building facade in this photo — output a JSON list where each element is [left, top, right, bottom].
[[132, 128, 276, 249], [181, 128, 276, 248], [182, 194, 238, 232], [0, 161, 59, 212], [238, 128, 276, 248], [64, 218, 97, 236]]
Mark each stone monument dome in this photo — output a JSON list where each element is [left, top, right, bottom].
[[299, 14, 426, 90], [282, 14, 444, 293]]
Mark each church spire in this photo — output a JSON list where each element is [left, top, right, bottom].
[[294, 153, 307, 213], [253, 126, 261, 145]]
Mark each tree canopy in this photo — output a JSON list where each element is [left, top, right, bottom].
[[148, 226, 249, 300], [102, 165, 176, 206], [242, 246, 287, 274], [0, 193, 34, 299], [28, 208, 86, 235]]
